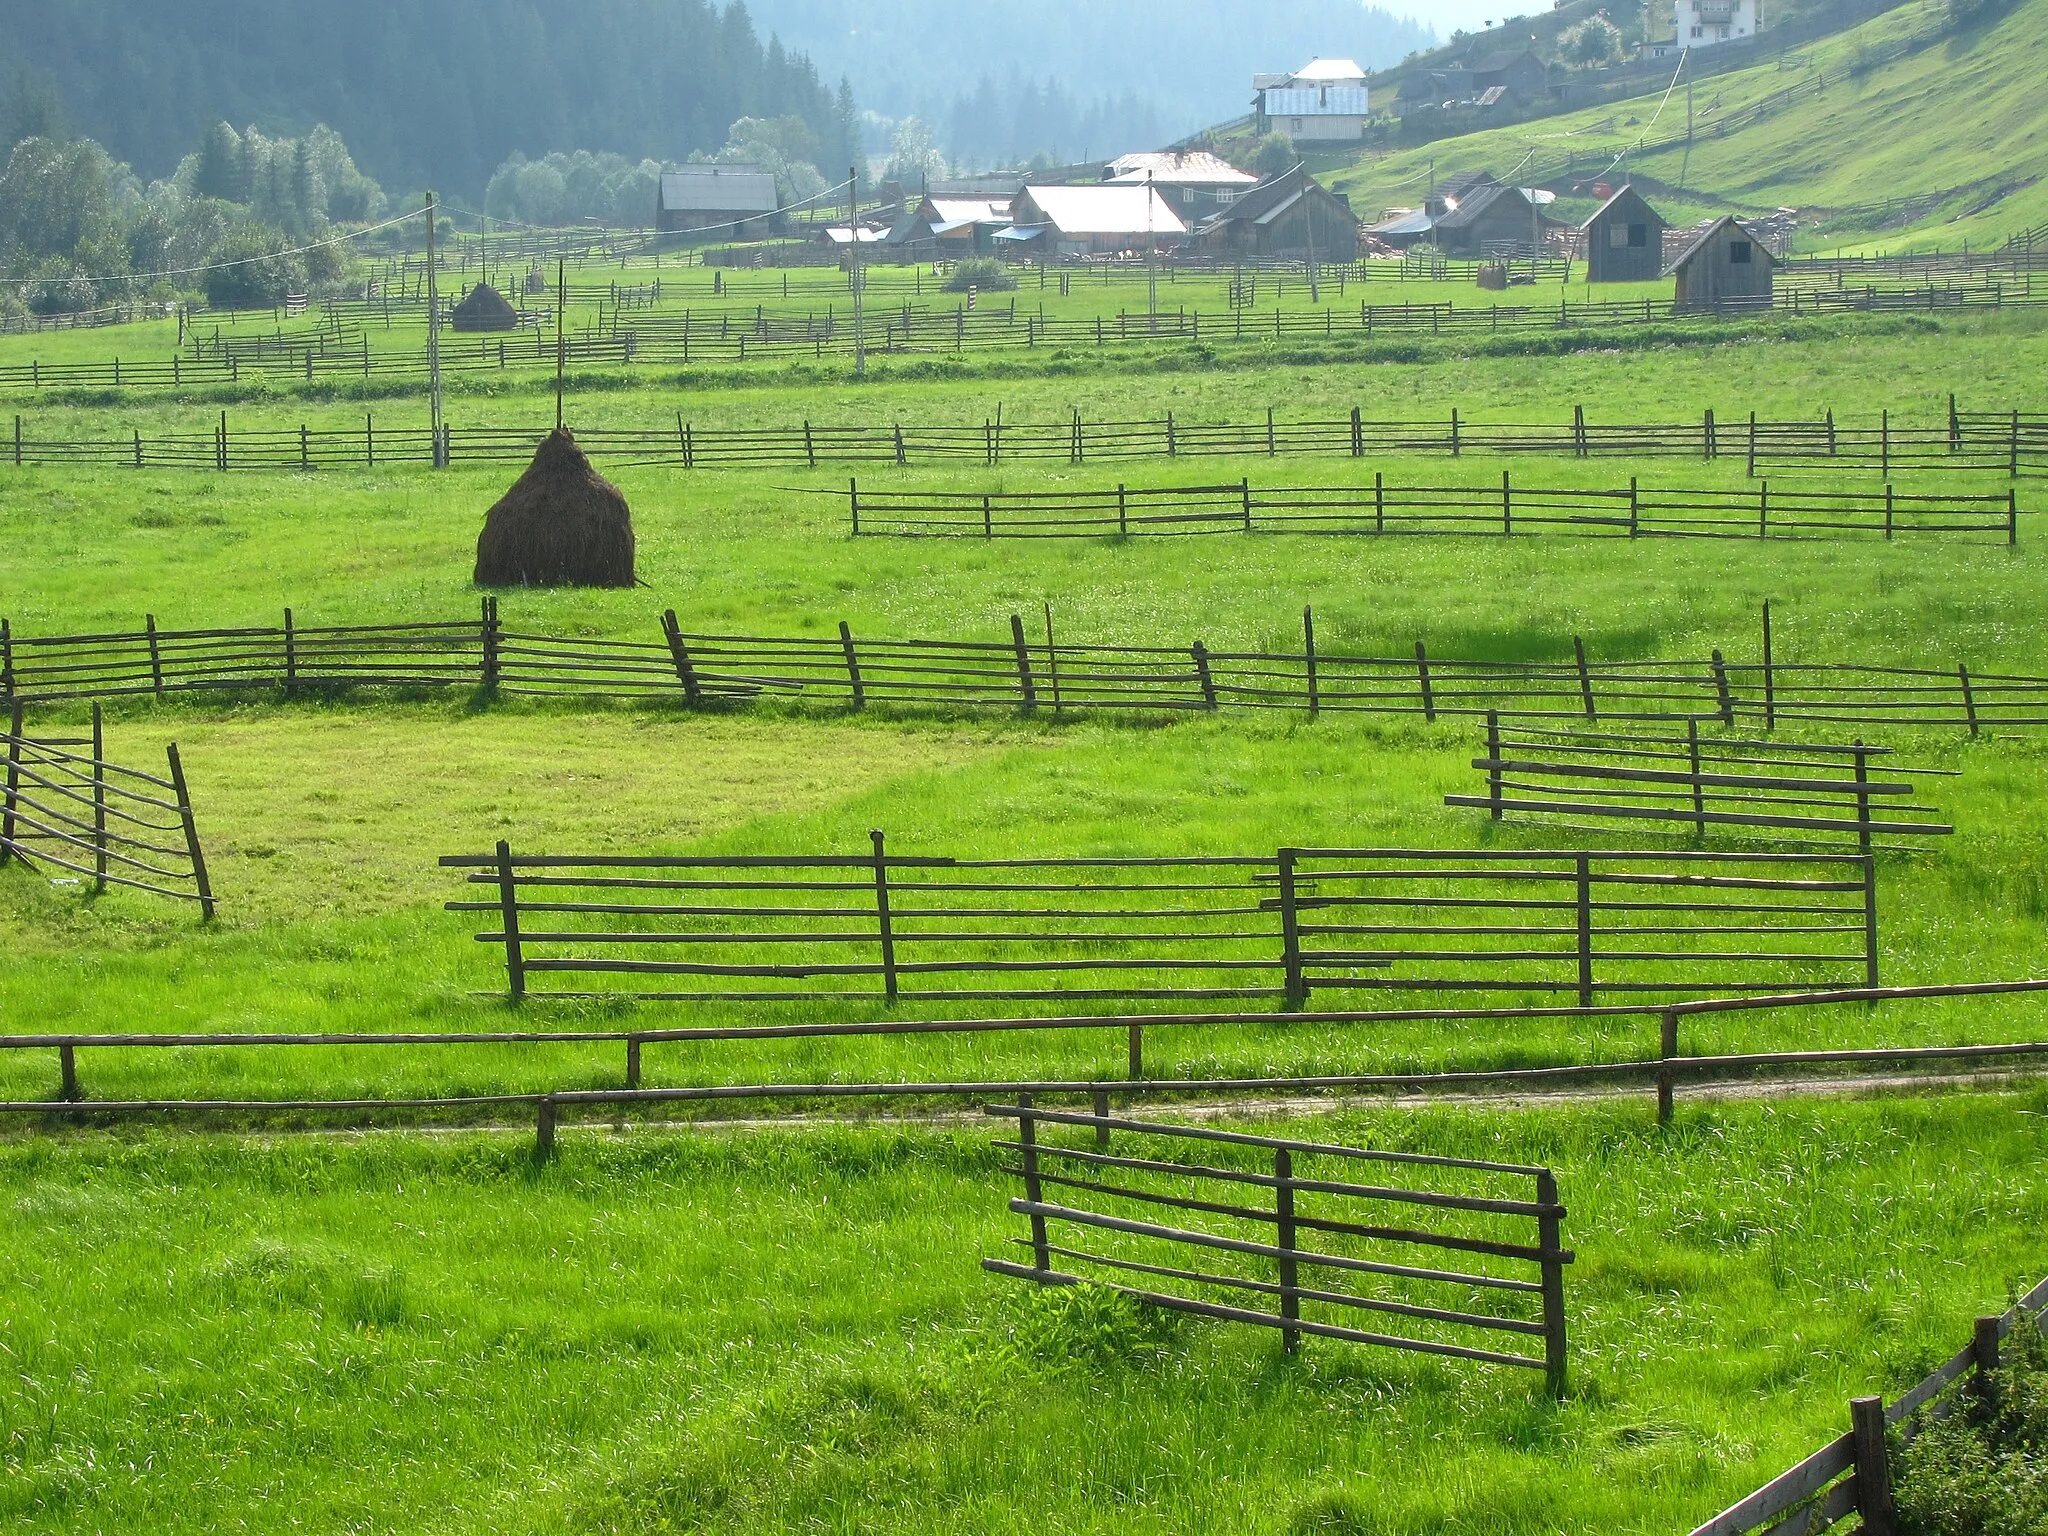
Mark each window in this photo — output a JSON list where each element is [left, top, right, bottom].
[[1729, 240, 1753, 264], [1691, 24, 1704, 35], [1628, 221, 1647, 247], [1609, 224, 1630, 248], [1291, 119, 1303, 133]]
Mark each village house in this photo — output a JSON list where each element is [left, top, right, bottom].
[[1000, 184, 1186, 256], [1664, 215, 1779, 308], [1578, 185, 1669, 283], [883, 195, 1013, 256], [1103, 152, 1259, 221], [1251, 58, 1370, 141], [1193, 165, 1359, 259], [655, 166, 781, 239]]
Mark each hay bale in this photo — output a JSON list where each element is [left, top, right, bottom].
[[451, 281, 518, 332], [474, 429, 636, 588]]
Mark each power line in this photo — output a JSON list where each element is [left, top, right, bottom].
[[6, 205, 430, 289]]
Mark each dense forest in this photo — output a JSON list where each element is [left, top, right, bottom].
[[0, 0, 851, 198], [747, 0, 1436, 161]]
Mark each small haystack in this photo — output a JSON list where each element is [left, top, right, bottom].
[[474, 429, 636, 588], [451, 281, 518, 332]]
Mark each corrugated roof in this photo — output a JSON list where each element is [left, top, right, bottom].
[[1014, 185, 1187, 237], [1264, 86, 1368, 117], [660, 167, 779, 214], [925, 197, 1010, 224], [1289, 57, 1367, 82], [1366, 209, 1436, 237], [1106, 151, 1257, 186]]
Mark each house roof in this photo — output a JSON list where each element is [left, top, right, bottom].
[[925, 197, 1010, 224], [1106, 151, 1257, 186], [1578, 184, 1665, 233], [1014, 184, 1186, 237], [1365, 209, 1437, 237], [1660, 215, 1781, 276], [821, 226, 887, 245], [660, 167, 779, 214], [1289, 56, 1368, 82], [1436, 169, 1497, 202], [1433, 181, 1531, 228], [1473, 49, 1542, 73], [1196, 165, 1351, 232]]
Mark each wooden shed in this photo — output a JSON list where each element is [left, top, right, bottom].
[[1579, 186, 1668, 284], [1664, 216, 1779, 310]]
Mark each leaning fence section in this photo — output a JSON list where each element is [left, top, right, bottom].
[[981, 1101, 1573, 1391], [1, 705, 214, 915], [441, 838, 1880, 1009], [1685, 1273, 2048, 1536], [1446, 716, 1955, 850]]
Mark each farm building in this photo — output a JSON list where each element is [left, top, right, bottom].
[[1427, 181, 1558, 257], [884, 196, 1013, 255], [450, 282, 518, 332], [1398, 50, 1547, 115], [1664, 215, 1779, 308], [1001, 185, 1186, 255], [1104, 152, 1258, 221], [1252, 58, 1370, 140], [656, 166, 781, 238], [1193, 166, 1358, 259], [1579, 186, 1669, 283]]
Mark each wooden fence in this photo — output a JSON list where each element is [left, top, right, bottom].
[[8, 285, 2048, 389], [440, 838, 1880, 1008], [840, 475, 2022, 543], [8, 404, 2043, 475], [8, 604, 2048, 733], [982, 1101, 1572, 1391], [1685, 1273, 2048, 1536], [1, 705, 214, 915], [1447, 716, 1954, 850]]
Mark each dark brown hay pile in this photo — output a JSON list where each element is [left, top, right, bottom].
[[474, 429, 636, 588], [451, 281, 518, 332]]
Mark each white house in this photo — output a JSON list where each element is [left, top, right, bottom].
[[1001, 185, 1187, 255], [1253, 58, 1370, 141], [1674, 0, 1759, 47]]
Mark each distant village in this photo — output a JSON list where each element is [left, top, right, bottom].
[[643, 47, 1783, 307]]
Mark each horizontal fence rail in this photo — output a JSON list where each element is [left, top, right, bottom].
[[8, 603, 2048, 733], [9, 406, 2041, 475], [7, 985, 2048, 1136], [1448, 715, 1955, 851], [840, 475, 2022, 543], [1, 705, 214, 915], [1686, 1272, 2048, 1536], [440, 837, 1880, 1009], [982, 1100, 1573, 1390]]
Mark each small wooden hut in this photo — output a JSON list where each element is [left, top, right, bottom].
[[1579, 186, 1668, 284], [1664, 217, 1779, 310], [451, 282, 519, 332]]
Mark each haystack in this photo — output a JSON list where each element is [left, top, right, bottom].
[[451, 281, 518, 332], [474, 429, 636, 588]]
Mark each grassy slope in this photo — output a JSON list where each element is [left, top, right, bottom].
[[4, 1097, 2045, 1535], [1325, 0, 2048, 251]]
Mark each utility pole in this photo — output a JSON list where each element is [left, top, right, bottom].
[[1147, 169, 1158, 330], [555, 257, 566, 433], [850, 165, 866, 377], [426, 191, 445, 469], [1304, 165, 1319, 303]]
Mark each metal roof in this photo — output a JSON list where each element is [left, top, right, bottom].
[[660, 167, 779, 214], [1264, 86, 1369, 117], [1288, 57, 1368, 82], [925, 197, 1011, 224], [1105, 152, 1257, 186], [1013, 185, 1187, 237]]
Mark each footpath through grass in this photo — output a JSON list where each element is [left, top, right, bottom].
[[3, 1093, 2044, 1534]]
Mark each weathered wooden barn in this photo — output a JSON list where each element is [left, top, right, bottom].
[[1193, 166, 1358, 259], [1429, 181, 1554, 257], [656, 167, 782, 239], [1579, 186, 1668, 284], [1664, 215, 1779, 309]]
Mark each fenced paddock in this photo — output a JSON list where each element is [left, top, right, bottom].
[[1686, 1273, 2048, 1536], [441, 839, 1881, 1009], [981, 1101, 1573, 1391], [8, 605, 2048, 732], [1448, 717, 1955, 850], [1, 705, 214, 915], [839, 476, 2021, 543]]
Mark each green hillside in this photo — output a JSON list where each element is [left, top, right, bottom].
[[1319, 0, 2048, 253]]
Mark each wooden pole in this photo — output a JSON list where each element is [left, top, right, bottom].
[[166, 743, 214, 921], [870, 828, 898, 1003], [1850, 1396, 1897, 1536], [427, 193, 445, 468], [555, 258, 566, 433], [1537, 1169, 1568, 1397], [494, 838, 524, 1001], [1303, 606, 1319, 717], [91, 702, 106, 893], [1276, 1146, 1300, 1352]]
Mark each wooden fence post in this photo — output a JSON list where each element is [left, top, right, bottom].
[[1850, 1396, 1897, 1536], [849, 477, 860, 535], [2009, 488, 2018, 547], [1711, 649, 1734, 724], [835, 620, 866, 709], [2013, 410, 2022, 479], [1, 697, 20, 864], [1762, 601, 1775, 731], [1242, 478, 1253, 533], [1018, 1094, 1051, 1273], [1375, 471, 1386, 534], [1536, 1169, 1569, 1397], [1972, 1315, 2002, 1398], [1959, 664, 1979, 735], [0, 617, 11, 705], [870, 827, 898, 1004], [1948, 392, 1961, 452], [1502, 470, 1513, 535], [1658, 1008, 1680, 1125], [283, 607, 297, 694], [1192, 641, 1217, 710], [1759, 480, 1770, 539], [1416, 640, 1435, 722], [1350, 405, 1363, 457], [661, 609, 702, 706], [91, 703, 106, 893], [481, 596, 501, 690], [1279, 848, 1305, 1010], [1450, 408, 1461, 456], [1011, 614, 1037, 711], [1303, 606, 1319, 717], [625, 1035, 642, 1090], [1276, 1146, 1300, 1353], [1747, 411, 1757, 477], [1853, 740, 1874, 854], [165, 743, 214, 921], [1881, 409, 1890, 479], [59, 1043, 79, 1103], [145, 613, 164, 696], [494, 838, 524, 1002], [1862, 853, 1881, 989], [1575, 854, 1594, 1006], [1704, 407, 1716, 460], [1128, 1021, 1144, 1080], [1573, 636, 1596, 718], [534, 1097, 557, 1160], [1485, 711, 1504, 818]]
